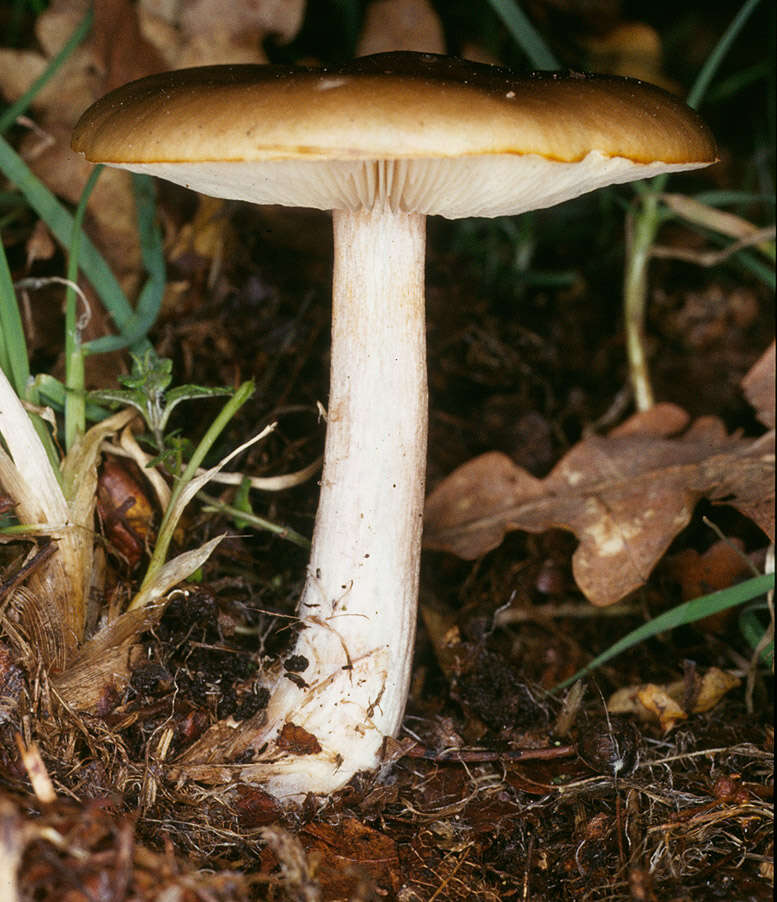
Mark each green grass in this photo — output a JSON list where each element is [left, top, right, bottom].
[[555, 573, 775, 691]]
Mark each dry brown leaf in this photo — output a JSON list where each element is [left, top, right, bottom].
[[0, 39, 97, 127], [139, 0, 305, 67], [3, 0, 293, 298], [177, 0, 304, 44], [419, 602, 463, 681], [607, 401, 691, 437], [0, 49, 52, 106], [582, 21, 679, 92], [25, 220, 57, 267], [458, 43, 502, 66], [92, 0, 167, 90], [19, 119, 142, 293], [2, 0, 299, 303], [275, 723, 322, 756], [609, 667, 741, 732], [693, 667, 742, 713], [0, 0, 305, 304], [636, 684, 688, 732], [35, 0, 90, 57], [357, 0, 445, 56], [667, 539, 752, 601], [167, 195, 234, 269], [301, 818, 400, 899], [742, 341, 775, 429], [139, 14, 271, 68], [666, 539, 753, 632], [424, 404, 775, 606], [0, 0, 163, 120]]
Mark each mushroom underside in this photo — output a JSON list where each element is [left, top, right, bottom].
[[115, 151, 701, 219]]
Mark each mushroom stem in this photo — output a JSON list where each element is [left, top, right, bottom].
[[254, 207, 428, 797]]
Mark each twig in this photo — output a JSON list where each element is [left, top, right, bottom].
[[495, 600, 641, 626], [651, 225, 776, 267], [402, 742, 575, 762]]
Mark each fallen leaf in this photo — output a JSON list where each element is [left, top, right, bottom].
[[92, 0, 167, 90], [233, 784, 281, 828], [302, 818, 400, 899], [0, 49, 66, 112], [276, 722, 321, 756], [25, 220, 57, 267], [176, 0, 304, 45], [667, 539, 753, 603], [139, 0, 305, 67], [424, 404, 774, 606], [0, 4, 98, 125], [97, 457, 156, 570], [0, 0, 149, 291], [0, 0, 164, 123], [693, 667, 742, 713], [167, 195, 235, 273], [357, 0, 445, 56], [582, 21, 682, 94], [609, 667, 741, 732], [666, 538, 753, 633], [636, 684, 688, 732], [1, 0, 305, 304], [666, 539, 754, 632], [741, 341, 775, 429], [419, 602, 463, 681], [607, 402, 691, 437], [19, 120, 142, 294]]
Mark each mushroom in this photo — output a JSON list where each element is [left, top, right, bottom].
[[72, 52, 716, 801]]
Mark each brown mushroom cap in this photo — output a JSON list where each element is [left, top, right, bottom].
[[72, 52, 717, 219]]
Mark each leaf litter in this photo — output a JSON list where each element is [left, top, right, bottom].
[[424, 393, 774, 606]]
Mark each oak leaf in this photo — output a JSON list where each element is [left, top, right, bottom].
[[424, 404, 774, 606], [741, 340, 775, 429]]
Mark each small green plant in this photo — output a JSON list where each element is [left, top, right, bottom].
[[90, 349, 234, 455], [87, 350, 311, 553]]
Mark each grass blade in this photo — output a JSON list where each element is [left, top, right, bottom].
[[554, 573, 775, 690], [84, 174, 165, 354], [687, 0, 763, 109], [486, 0, 560, 69], [0, 135, 149, 352], [0, 239, 30, 397], [64, 165, 102, 449]]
